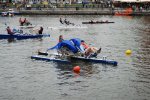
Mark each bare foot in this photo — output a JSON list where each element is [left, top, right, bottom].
[[97, 48, 101, 54]]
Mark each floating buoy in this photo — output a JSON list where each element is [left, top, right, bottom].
[[73, 66, 80, 72], [125, 49, 132, 55]]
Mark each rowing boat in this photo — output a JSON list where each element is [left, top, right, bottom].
[[82, 21, 115, 24], [70, 56, 117, 66], [31, 54, 118, 66], [31, 55, 71, 63], [0, 34, 50, 40]]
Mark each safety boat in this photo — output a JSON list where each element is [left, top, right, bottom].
[[31, 38, 118, 66], [114, 7, 133, 16]]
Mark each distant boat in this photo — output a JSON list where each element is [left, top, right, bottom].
[[115, 8, 133, 16], [82, 21, 115, 24], [1, 9, 19, 17], [1, 9, 15, 17]]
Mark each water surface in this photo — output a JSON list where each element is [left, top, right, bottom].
[[0, 15, 150, 100]]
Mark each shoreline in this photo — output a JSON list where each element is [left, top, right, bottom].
[[19, 10, 113, 15], [0, 8, 150, 16], [18, 9, 150, 16]]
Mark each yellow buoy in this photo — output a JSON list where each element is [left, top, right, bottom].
[[125, 49, 132, 55]]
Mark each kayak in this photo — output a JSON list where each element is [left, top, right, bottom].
[[0, 34, 50, 40], [82, 21, 115, 24], [31, 54, 118, 66]]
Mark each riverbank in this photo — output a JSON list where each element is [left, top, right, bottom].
[[0, 7, 150, 15], [19, 9, 113, 15], [18, 8, 150, 16]]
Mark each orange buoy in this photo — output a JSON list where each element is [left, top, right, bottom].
[[73, 66, 80, 72]]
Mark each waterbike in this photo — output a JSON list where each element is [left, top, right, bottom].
[[31, 38, 118, 66], [0, 28, 50, 40]]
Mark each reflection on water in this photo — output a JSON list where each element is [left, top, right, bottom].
[[131, 17, 150, 100], [55, 62, 101, 79], [7, 38, 16, 43]]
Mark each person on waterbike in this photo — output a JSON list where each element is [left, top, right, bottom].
[[38, 27, 43, 34], [59, 35, 64, 42], [19, 18, 24, 26], [47, 38, 101, 58], [80, 40, 101, 58], [60, 18, 63, 24], [23, 18, 32, 26], [6, 26, 15, 35], [64, 19, 70, 25]]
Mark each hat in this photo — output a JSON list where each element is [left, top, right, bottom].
[[81, 40, 85, 42]]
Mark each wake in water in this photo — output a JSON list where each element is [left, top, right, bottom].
[[48, 25, 88, 30]]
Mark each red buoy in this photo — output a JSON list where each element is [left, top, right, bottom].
[[73, 66, 80, 72]]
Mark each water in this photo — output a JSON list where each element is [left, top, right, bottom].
[[0, 15, 150, 100]]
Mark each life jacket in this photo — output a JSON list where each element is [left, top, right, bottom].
[[7, 28, 12, 34], [81, 42, 89, 49]]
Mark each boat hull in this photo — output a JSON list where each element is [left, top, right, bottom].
[[31, 55, 71, 63], [82, 22, 114, 24], [31, 55, 118, 66], [0, 34, 50, 40], [70, 56, 118, 66]]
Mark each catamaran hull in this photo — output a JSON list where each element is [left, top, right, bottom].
[[0, 34, 50, 40], [31, 55, 118, 66], [70, 56, 117, 66], [31, 55, 70, 63]]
